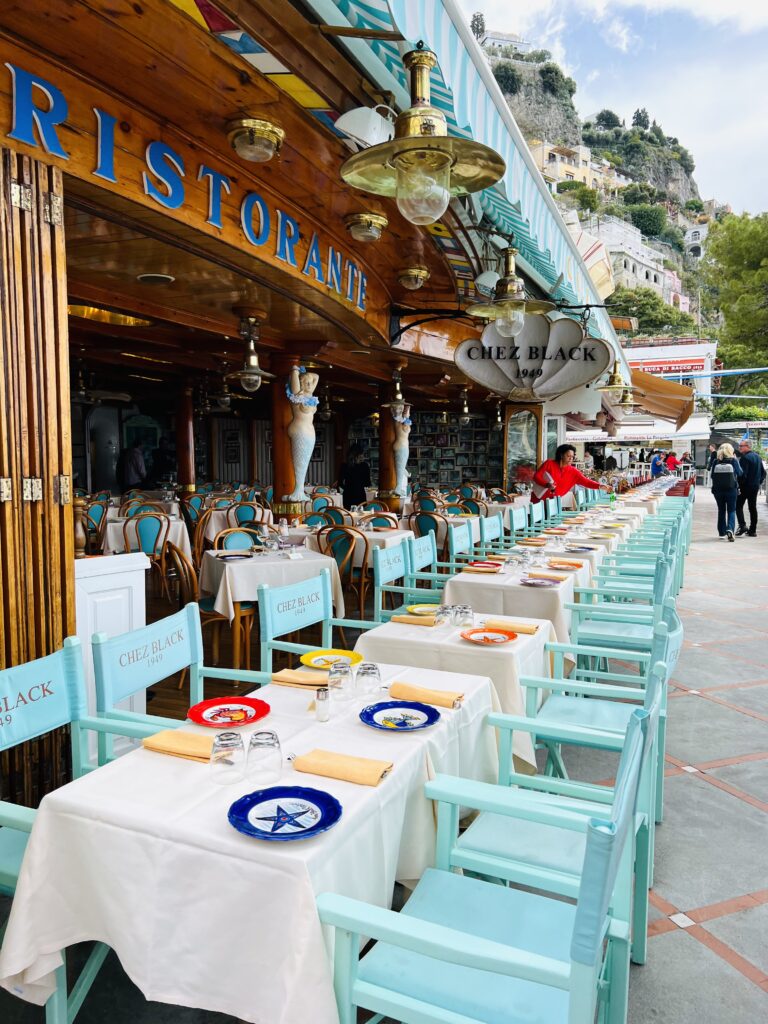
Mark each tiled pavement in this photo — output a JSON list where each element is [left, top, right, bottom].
[[1, 488, 766, 1022]]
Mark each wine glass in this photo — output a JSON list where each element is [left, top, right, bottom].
[[434, 605, 454, 627], [209, 732, 246, 785], [246, 730, 282, 785]]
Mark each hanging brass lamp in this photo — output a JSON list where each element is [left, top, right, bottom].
[[597, 359, 627, 392], [466, 247, 556, 336], [340, 46, 505, 226]]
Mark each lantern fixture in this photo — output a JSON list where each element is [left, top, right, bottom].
[[397, 265, 430, 291], [458, 389, 471, 426], [618, 387, 637, 411], [344, 212, 388, 242], [317, 387, 333, 422], [597, 360, 627, 392], [492, 402, 504, 431], [226, 117, 285, 163], [466, 246, 555, 336], [340, 47, 505, 226], [226, 309, 276, 394]]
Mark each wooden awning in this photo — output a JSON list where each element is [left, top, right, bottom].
[[631, 368, 695, 430]]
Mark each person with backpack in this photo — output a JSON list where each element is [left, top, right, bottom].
[[735, 438, 766, 536], [711, 443, 743, 541]]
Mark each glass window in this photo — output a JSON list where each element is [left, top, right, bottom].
[[565, 172, 574, 180], [545, 417, 561, 459], [505, 409, 539, 489]]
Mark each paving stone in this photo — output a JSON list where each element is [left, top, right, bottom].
[[652, 775, 768, 909], [665, 694, 768, 763], [711, 683, 768, 714], [629, 928, 768, 1024], [706, 760, 768, 804], [704, 903, 768, 976], [671, 650, 768, 687]]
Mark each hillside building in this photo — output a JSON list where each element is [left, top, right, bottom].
[[528, 141, 632, 197], [480, 30, 534, 54]]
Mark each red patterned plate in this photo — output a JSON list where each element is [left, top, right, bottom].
[[467, 561, 500, 569], [460, 628, 518, 645], [187, 696, 270, 728]]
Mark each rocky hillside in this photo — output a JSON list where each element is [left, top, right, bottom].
[[491, 59, 581, 146]]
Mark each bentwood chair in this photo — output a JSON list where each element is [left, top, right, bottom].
[[318, 525, 371, 619], [92, 603, 267, 764], [298, 510, 331, 526], [311, 495, 331, 512], [213, 526, 263, 550], [227, 502, 269, 527], [361, 500, 386, 512], [255, 569, 372, 673], [460, 498, 488, 516], [411, 511, 450, 559], [0, 638, 167, 1024], [324, 506, 351, 526], [318, 709, 647, 1024], [165, 542, 256, 677], [122, 512, 170, 596]]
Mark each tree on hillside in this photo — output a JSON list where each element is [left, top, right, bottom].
[[470, 12, 485, 40], [631, 108, 650, 129], [595, 109, 621, 129], [620, 182, 657, 205], [685, 198, 704, 214], [627, 204, 667, 237], [608, 286, 697, 335], [702, 214, 768, 390], [649, 121, 665, 145], [493, 62, 522, 95]]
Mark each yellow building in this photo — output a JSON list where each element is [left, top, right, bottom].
[[529, 140, 632, 197]]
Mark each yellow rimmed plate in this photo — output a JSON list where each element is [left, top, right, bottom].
[[299, 648, 364, 670], [406, 604, 438, 616]]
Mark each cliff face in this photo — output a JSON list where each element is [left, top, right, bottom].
[[625, 150, 700, 204], [495, 61, 581, 146]]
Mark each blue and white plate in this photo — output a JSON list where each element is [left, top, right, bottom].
[[228, 786, 342, 842], [565, 545, 595, 553], [520, 576, 560, 588], [218, 553, 252, 561], [359, 700, 440, 731]]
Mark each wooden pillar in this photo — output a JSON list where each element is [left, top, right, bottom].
[[378, 391, 396, 501], [176, 386, 195, 493], [248, 418, 259, 483], [270, 355, 298, 502], [0, 149, 73, 804]]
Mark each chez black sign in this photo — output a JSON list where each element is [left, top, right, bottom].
[[466, 344, 600, 362]]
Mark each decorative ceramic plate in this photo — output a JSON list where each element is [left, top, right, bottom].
[[359, 700, 440, 731], [518, 539, 547, 546], [218, 553, 252, 561], [187, 696, 270, 728], [460, 627, 517, 645], [299, 648, 364, 670], [228, 786, 342, 842], [406, 604, 438, 616], [520, 576, 560, 588], [467, 560, 501, 569], [565, 545, 595, 553]]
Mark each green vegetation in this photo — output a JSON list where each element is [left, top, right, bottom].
[[595, 109, 621, 129], [608, 286, 697, 335], [470, 12, 485, 40], [538, 62, 576, 98], [627, 203, 667, 236], [713, 401, 768, 423], [685, 198, 704, 213], [556, 181, 598, 212], [492, 61, 522, 95], [631, 108, 650, 129]]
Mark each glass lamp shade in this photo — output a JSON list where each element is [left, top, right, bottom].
[[232, 131, 277, 163], [394, 151, 451, 226], [494, 307, 526, 337], [240, 374, 263, 393], [347, 219, 384, 242]]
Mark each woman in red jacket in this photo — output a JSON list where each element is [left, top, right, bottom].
[[531, 444, 610, 503]]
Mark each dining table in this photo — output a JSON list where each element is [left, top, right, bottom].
[[355, 613, 559, 773], [0, 663, 498, 1024], [202, 507, 275, 542], [102, 517, 192, 559], [443, 557, 591, 642], [306, 527, 414, 568], [106, 501, 180, 519]]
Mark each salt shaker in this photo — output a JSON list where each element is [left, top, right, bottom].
[[316, 686, 330, 722]]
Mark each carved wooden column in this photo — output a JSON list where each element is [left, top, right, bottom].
[[176, 386, 196, 493]]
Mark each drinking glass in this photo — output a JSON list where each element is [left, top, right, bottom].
[[355, 662, 382, 696], [209, 731, 246, 785], [452, 605, 474, 627], [328, 662, 354, 705], [246, 730, 282, 785], [434, 604, 454, 627]]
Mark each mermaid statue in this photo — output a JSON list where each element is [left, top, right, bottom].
[[391, 402, 412, 498], [285, 365, 319, 501]]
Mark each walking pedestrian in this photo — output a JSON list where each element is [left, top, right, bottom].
[[711, 443, 742, 541], [735, 438, 766, 537]]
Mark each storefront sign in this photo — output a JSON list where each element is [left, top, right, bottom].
[[629, 358, 705, 374], [1, 57, 368, 312], [455, 316, 613, 402]]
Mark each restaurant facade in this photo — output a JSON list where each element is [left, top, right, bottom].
[[0, 0, 696, 804]]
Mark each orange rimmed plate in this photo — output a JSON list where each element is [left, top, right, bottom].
[[460, 627, 517, 645]]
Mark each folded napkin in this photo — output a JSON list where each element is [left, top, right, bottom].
[[483, 618, 539, 635], [389, 681, 462, 708], [460, 564, 501, 574], [271, 668, 329, 688], [142, 729, 213, 762], [390, 614, 437, 627], [590, 533, 616, 539], [486, 553, 521, 562], [518, 538, 547, 547], [547, 559, 584, 570], [543, 528, 569, 534], [293, 749, 392, 787], [525, 571, 568, 582]]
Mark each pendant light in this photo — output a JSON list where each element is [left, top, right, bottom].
[[226, 309, 275, 394], [466, 246, 555, 336]]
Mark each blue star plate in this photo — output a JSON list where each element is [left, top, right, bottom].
[[359, 700, 440, 732], [228, 786, 342, 842]]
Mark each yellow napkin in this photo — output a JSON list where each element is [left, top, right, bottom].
[[543, 528, 569, 534], [389, 681, 463, 708], [547, 559, 584, 570], [590, 533, 616, 539], [485, 553, 523, 562], [271, 668, 329, 688], [525, 571, 568, 582], [460, 565, 501, 574], [293, 749, 392, 787], [484, 618, 539, 635], [518, 538, 547, 546], [390, 614, 437, 627], [142, 729, 213, 762]]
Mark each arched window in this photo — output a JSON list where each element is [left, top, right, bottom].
[[691, 230, 700, 241], [632, 264, 637, 274], [645, 271, 650, 280], [653, 274, 658, 283], [623, 259, 628, 269], [689, 245, 702, 259]]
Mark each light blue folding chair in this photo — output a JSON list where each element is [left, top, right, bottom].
[[256, 569, 372, 673], [0, 639, 168, 1022], [446, 520, 476, 564], [318, 708, 647, 1024], [527, 500, 545, 536], [371, 541, 441, 622], [478, 511, 507, 556]]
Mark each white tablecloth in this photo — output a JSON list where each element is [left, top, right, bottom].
[[308, 528, 413, 569], [202, 507, 274, 542], [398, 514, 482, 551], [0, 664, 498, 1024], [102, 519, 191, 559], [444, 560, 589, 642], [355, 615, 557, 771], [199, 549, 346, 620], [107, 502, 180, 520]]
